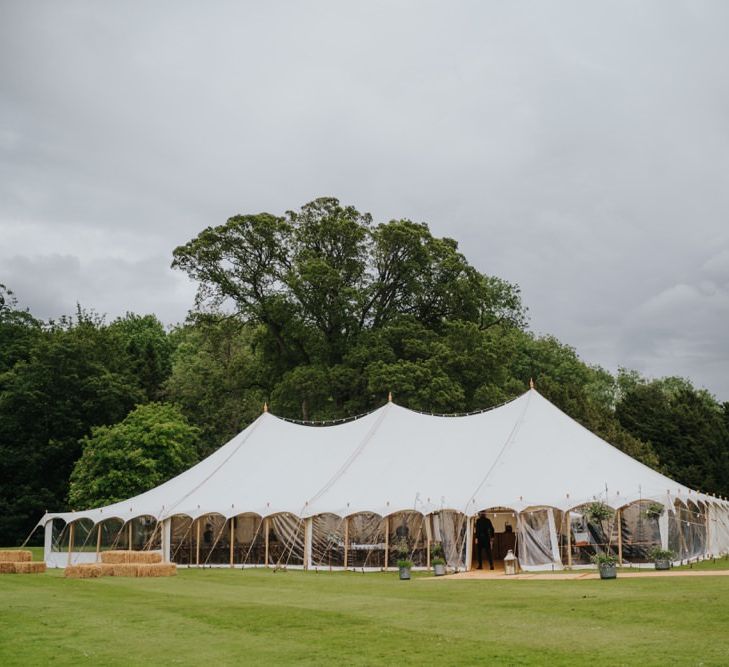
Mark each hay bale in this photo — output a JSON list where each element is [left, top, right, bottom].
[[65, 564, 102, 578], [0, 562, 16, 574], [110, 563, 142, 577], [136, 563, 177, 577], [101, 550, 162, 564], [0, 550, 31, 563], [14, 561, 46, 574], [99, 563, 116, 576]]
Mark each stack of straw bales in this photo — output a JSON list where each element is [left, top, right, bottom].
[[0, 550, 47, 574], [64, 550, 176, 578]]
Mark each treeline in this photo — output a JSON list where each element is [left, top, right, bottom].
[[1, 197, 728, 544]]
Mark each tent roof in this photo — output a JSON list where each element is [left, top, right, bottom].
[[40, 389, 726, 526]]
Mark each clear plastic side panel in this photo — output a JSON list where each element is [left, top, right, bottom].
[[684, 503, 707, 560], [430, 510, 467, 570], [565, 505, 618, 565], [348, 513, 386, 568], [195, 514, 229, 564], [131, 515, 161, 551], [388, 511, 427, 567], [311, 513, 346, 567], [620, 502, 661, 563], [518, 509, 556, 569], [712, 505, 729, 555], [671, 503, 706, 560], [233, 513, 265, 565], [668, 508, 682, 558], [269, 513, 305, 566], [97, 518, 124, 552], [170, 515, 194, 565], [68, 518, 95, 552], [51, 520, 67, 552]]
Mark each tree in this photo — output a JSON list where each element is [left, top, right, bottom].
[[164, 317, 267, 455], [68, 403, 199, 510], [0, 308, 145, 544], [616, 377, 729, 495], [171, 197, 526, 373], [109, 313, 173, 401]]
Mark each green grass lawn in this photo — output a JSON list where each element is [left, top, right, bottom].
[[2, 566, 729, 666]]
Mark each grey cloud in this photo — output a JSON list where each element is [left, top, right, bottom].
[[1, 1, 728, 397]]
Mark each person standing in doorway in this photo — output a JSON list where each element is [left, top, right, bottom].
[[475, 511, 495, 570]]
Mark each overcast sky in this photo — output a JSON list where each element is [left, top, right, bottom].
[[1, 1, 728, 399]]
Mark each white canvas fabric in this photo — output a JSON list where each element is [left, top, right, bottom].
[[41, 389, 725, 529]]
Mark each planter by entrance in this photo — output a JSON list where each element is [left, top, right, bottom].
[[433, 563, 446, 576], [654, 559, 671, 571], [599, 563, 617, 579], [399, 566, 411, 580]]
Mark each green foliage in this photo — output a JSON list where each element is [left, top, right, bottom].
[[164, 317, 267, 456], [650, 547, 675, 561], [584, 501, 614, 524], [68, 403, 198, 509], [109, 313, 172, 401], [590, 552, 619, 566], [396, 559, 414, 569], [616, 376, 729, 496], [0, 308, 146, 544], [644, 502, 665, 519]]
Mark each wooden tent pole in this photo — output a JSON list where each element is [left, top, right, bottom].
[[343, 517, 349, 569], [128, 521, 132, 551], [566, 511, 572, 569], [67, 522, 74, 566], [264, 517, 270, 567], [195, 519, 201, 567], [96, 524, 102, 562], [229, 517, 235, 568], [384, 516, 389, 570], [617, 509, 623, 565]]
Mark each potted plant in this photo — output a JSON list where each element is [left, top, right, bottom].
[[430, 542, 446, 576], [591, 552, 619, 579], [398, 558, 414, 580], [650, 547, 674, 570], [392, 538, 412, 580]]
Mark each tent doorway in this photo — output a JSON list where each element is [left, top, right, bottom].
[[471, 508, 517, 572]]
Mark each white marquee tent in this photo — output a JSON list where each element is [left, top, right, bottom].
[[40, 388, 729, 570]]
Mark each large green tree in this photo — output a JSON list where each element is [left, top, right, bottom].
[[172, 197, 526, 375], [68, 403, 198, 509]]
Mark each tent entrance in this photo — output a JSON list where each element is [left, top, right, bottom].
[[471, 508, 517, 572]]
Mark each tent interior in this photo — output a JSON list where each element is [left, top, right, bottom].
[[44, 497, 729, 572]]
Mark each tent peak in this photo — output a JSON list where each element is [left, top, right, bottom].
[[387, 391, 392, 403], [529, 377, 535, 390], [263, 402, 268, 413]]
